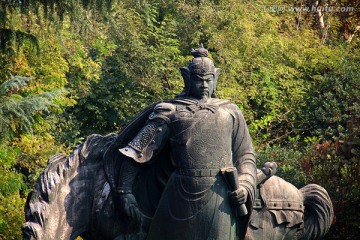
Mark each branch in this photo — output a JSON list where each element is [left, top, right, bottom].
[[312, 0, 325, 29], [346, 26, 360, 43]]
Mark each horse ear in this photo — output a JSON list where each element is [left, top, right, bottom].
[[177, 67, 191, 98]]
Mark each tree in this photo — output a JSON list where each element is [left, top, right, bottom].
[[0, 75, 65, 238], [0, 76, 63, 139], [0, 1, 359, 239]]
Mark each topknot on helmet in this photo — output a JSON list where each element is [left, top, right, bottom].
[[188, 44, 215, 75], [191, 43, 209, 57]]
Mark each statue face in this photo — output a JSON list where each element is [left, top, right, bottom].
[[189, 74, 214, 99]]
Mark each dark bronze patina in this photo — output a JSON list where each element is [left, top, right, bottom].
[[118, 45, 256, 240], [22, 46, 334, 240]]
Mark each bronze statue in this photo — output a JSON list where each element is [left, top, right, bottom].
[[22, 46, 334, 240], [117, 45, 256, 240]]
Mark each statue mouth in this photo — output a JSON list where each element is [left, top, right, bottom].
[[200, 89, 209, 94]]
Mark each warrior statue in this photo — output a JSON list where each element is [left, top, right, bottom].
[[22, 45, 334, 240], [117, 45, 256, 239]]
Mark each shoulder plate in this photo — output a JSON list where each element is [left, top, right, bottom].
[[119, 120, 169, 163], [170, 98, 198, 105], [148, 102, 176, 124], [208, 98, 231, 106]]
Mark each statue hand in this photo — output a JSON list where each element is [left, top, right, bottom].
[[229, 185, 248, 206], [119, 193, 142, 223]]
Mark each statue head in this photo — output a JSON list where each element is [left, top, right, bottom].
[[177, 44, 220, 99]]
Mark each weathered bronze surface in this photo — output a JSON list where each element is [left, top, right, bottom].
[[23, 46, 334, 240]]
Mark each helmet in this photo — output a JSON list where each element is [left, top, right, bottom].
[[188, 45, 215, 76], [177, 44, 220, 98], [188, 57, 215, 76]]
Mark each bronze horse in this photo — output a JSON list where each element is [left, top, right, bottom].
[[22, 132, 333, 240]]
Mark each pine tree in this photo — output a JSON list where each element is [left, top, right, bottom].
[[0, 75, 63, 141]]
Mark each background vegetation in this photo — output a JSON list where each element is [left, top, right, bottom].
[[0, 0, 359, 239]]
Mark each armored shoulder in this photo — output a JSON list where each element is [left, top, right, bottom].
[[219, 101, 242, 118], [148, 102, 176, 124]]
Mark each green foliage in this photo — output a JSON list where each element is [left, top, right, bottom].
[[0, 146, 25, 239], [0, 76, 67, 239], [305, 69, 360, 142], [257, 145, 308, 188], [0, 75, 31, 95], [0, 28, 39, 56], [302, 140, 359, 239], [0, 76, 65, 139], [298, 54, 360, 238], [0, 191, 25, 240]]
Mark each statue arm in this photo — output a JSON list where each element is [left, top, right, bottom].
[[116, 118, 169, 225], [118, 102, 174, 185], [119, 118, 170, 163], [116, 103, 173, 223], [117, 158, 142, 193], [231, 106, 257, 205]]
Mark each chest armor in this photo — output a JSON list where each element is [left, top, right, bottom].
[[169, 101, 233, 169]]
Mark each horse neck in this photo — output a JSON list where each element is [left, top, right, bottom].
[[23, 147, 95, 240]]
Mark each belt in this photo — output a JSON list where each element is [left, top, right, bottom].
[[176, 168, 220, 177]]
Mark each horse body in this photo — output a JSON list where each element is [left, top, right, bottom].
[[23, 134, 333, 240]]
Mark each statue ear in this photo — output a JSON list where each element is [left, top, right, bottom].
[[211, 68, 220, 98], [214, 68, 221, 85], [180, 67, 190, 81], [177, 67, 191, 98]]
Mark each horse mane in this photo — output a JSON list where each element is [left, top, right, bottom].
[[22, 133, 117, 239]]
